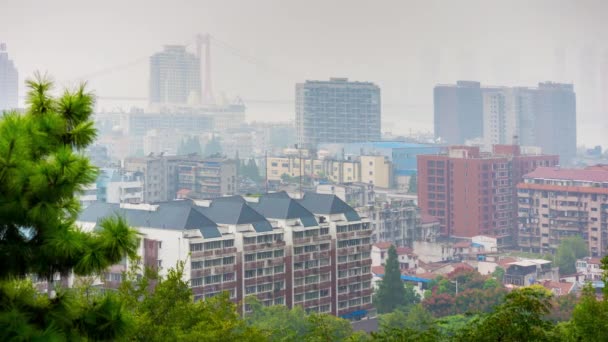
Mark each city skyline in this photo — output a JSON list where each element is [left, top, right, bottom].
[[2, 0, 608, 146]]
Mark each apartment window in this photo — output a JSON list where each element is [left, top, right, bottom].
[[339, 301, 348, 309], [245, 270, 256, 278], [294, 247, 303, 255], [223, 240, 234, 248], [192, 261, 203, 269], [338, 285, 348, 293], [305, 291, 319, 300], [274, 297, 285, 305], [245, 253, 256, 262], [223, 272, 235, 282], [257, 251, 273, 260], [204, 258, 222, 267], [295, 294, 304, 302], [294, 278, 304, 286], [274, 281, 284, 291], [223, 256, 235, 265], [191, 278, 203, 287], [320, 227, 329, 235], [320, 289, 329, 297], [244, 237, 257, 245], [319, 258, 330, 266], [338, 255, 348, 263], [274, 265, 285, 274], [362, 296, 371, 304], [246, 285, 256, 294], [349, 298, 362, 306], [190, 243, 203, 252], [204, 241, 222, 250], [274, 249, 284, 258], [158, 241, 162, 249], [204, 274, 221, 285], [338, 270, 347, 278]]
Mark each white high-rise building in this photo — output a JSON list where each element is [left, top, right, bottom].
[[0, 43, 18, 112], [149, 45, 201, 106]]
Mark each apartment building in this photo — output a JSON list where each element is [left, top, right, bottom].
[[124, 155, 237, 202], [357, 198, 419, 247], [149, 45, 200, 105], [0, 43, 18, 112], [267, 155, 392, 188], [417, 145, 558, 244], [434, 81, 484, 145], [296, 78, 381, 148], [517, 166, 608, 256], [77, 192, 373, 320]]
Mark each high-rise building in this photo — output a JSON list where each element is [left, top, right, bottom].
[[534, 82, 577, 164], [417, 145, 558, 245], [433, 81, 483, 145], [0, 43, 18, 112], [149, 45, 201, 105], [296, 78, 381, 148], [435, 81, 577, 164], [517, 166, 608, 256]]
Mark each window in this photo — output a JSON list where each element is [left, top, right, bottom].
[[338, 270, 347, 278], [223, 256, 235, 265], [274, 297, 285, 305], [339, 301, 348, 309], [223, 240, 234, 248], [295, 294, 303, 302], [204, 241, 222, 250], [158, 241, 162, 249], [191, 278, 203, 287], [190, 243, 203, 252], [244, 237, 256, 245], [305, 291, 319, 300], [245, 254, 256, 262], [274, 265, 284, 274], [204, 258, 222, 267], [204, 274, 221, 285], [192, 261, 203, 269], [274, 249, 284, 258], [320, 289, 329, 297], [257, 251, 273, 260], [223, 272, 235, 282], [245, 270, 256, 278], [338, 286, 347, 293], [246, 285, 256, 294], [157, 260, 162, 268], [320, 227, 329, 235]]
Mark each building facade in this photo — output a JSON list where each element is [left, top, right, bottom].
[[266, 154, 392, 188], [124, 155, 237, 202], [296, 78, 381, 148], [517, 166, 608, 256], [435, 81, 576, 164], [149, 45, 201, 105], [77, 192, 374, 320], [0, 43, 18, 112], [434, 81, 483, 145], [417, 145, 559, 244], [357, 198, 419, 247]]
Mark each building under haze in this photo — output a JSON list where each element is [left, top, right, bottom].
[[0, 43, 18, 112], [417, 145, 558, 246], [296, 78, 381, 148], [433, 81, 483, 145], [149, 45, 201, 105], [435, 81, 577, 164]]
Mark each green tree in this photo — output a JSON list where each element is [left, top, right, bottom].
[[456, 285, 554, 342], [204, 135, 223, 157], [177, 136, 203, 156], [491, 266, 505, 282], [373, 245, 408, 313], [0, 75, 139, 340], [379, 304, 434, 333], [241, 158, 261, 182], [555, 236, 588, 275], [567, 284, 608, 341], [120, 261, 265, 341], [408, 174, 417, 193]]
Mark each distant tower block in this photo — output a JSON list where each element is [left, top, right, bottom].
[[196, 33, 214, 104]]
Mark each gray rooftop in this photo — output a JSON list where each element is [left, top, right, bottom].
[[198, 196, 273, 232], [298, 192, 361, 222], [251, 192, 319, 227], [79, 201, 221, 238]]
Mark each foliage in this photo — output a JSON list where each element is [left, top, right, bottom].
[[379, 304, 433, 333], [566, 284, 608, 341], [245, 296, 355, 341], [455, 285, 554, 342], [204, 135, 223, 157], [240, 158, 261, 182], [177, 136, 203, 156], [436, 314, 477, 338], [0, 75, 139, 340], [408, 174, 417, 193], [373, 245, 408, 314], [119, 261, 265, 341], [555, 236, 588, 275], [491, 266, 505, 282]]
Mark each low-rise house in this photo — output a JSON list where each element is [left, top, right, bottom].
[[576, 257, 604, 281], [503, 259, 558, 286]]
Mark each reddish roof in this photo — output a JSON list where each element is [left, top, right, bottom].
[[586, 164, 608, 172], [524, 166, 608, 182], [453, 241, 471, 248], [415, 272, 438, 280], [371, 266, 385, 275], [373, 242, 393, 250], [497, 257, 518, 269], [420, 213, 440, 224], [396, 246, 416, 256], [452, 262, 475, 271], [588, 257, 602, 265], [541, 280, 574, 296]]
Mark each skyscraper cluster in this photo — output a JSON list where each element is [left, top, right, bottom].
[[434, 81, 577, 164], [0, 43, 18, 112]]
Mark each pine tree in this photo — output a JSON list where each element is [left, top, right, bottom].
[[374, 245, 407, 313], [0, 74, 139, 340]]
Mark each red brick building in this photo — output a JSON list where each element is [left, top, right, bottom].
[[417, 145, 558, 245]]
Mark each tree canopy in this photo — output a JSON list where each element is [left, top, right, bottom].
[[555, 236, 588, 275], [0, 75, 139, 340], [373, 245, 408, 314]]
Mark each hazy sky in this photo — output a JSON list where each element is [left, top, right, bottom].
[[2, 0, 608, 146]]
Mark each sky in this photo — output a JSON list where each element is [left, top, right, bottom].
[[2, 0, 608, 146]]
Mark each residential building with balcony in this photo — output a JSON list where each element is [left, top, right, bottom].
[[77, 191, 373, 320], [357, 198, 419, 246], [517, 166, 608, 256], [417, 144, 558, 244]]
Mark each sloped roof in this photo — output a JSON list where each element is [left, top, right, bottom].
[[79, 201, 221, 238], [298, 192, 360, 221], [524, 166, 608, 182], [199, 196, 273, 232], [373, 242, 393, 250], [252, 192, 319, 227]]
